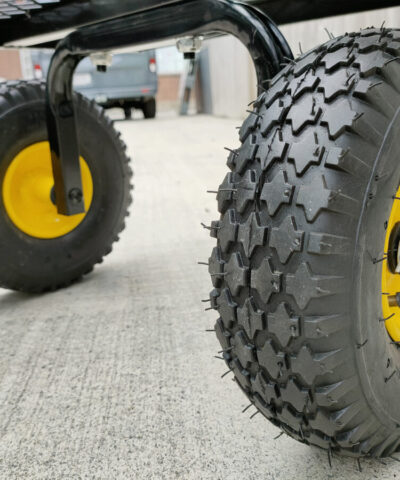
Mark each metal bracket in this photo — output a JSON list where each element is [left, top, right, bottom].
[[177, 36, 203, 59], [46, 0, 293, 215], [91, 52, 113, 72]]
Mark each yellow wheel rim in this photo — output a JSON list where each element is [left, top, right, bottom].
[[2, 141, 93, 239], [382, 185, 400, 342]]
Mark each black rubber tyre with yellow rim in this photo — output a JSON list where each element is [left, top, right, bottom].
[[208, 28, 400, 457], [0, 80, 132, 293]]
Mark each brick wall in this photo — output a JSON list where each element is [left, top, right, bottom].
[[0, 50, 22, 80], [156, 74, 181, 111]]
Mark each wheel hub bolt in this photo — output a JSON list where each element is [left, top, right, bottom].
[[68, 188, 83, 204]]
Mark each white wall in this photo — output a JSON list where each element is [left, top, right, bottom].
[[203, 35, 256, 118], [280, 6, 400, 55], [205, 6, 400, 118]]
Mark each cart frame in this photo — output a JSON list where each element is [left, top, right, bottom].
[[1, 0, 396, 214]]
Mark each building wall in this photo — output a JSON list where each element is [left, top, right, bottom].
[[0, 49, 22, 80], [156, 74, 180, 109], [205, 6, 400, 118], [201, 36, 257, 119]]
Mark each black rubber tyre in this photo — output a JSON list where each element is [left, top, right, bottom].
[[124, 107, 132, 120], [0, 80, 132, 293], [142, 98, 156, 119], [207, 28, 400, 458]]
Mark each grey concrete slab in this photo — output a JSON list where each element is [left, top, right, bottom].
[[0, 114, 397, 479]]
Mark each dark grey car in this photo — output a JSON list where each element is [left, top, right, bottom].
[[31, 49, 158, 119]]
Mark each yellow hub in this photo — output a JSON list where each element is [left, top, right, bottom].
[[2, 141, 93, 239], [382, 185, 400, 342]]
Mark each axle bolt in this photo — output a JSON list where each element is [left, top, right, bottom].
[[68, 188, 83, 204], [388, 293, 400, 307]]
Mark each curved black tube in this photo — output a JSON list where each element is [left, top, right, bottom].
[[46, 0, 292, 214]]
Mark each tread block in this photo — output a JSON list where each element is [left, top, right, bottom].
[[318, 69, 354, 102], [208, 246, 225, 287], [218, 209, 238, 251], [325, 34, 355, 52], [315, 377, 356, 407], [237, 297, 265, 339], [209, 220, 220, 239], [252, 392, 275, 419], [251, 371, 277, 404], [257, 340, 286, 379], [224, 252, 249, 296], [352, 78, 376, 97], [251, 257, 281, 302], [264, 76, 289, 107], [237, 212, 267, 257], [215, 317, 232, 351], [288, 70, 320, 100], [293, 51, 321, 77], [288, 130, 325, 175], [270, 64, 293, 87], [209, 288, 220, 310], [234, 330, 256, 367], [268, 62, 293, 88], [235, 135, 258, 174], [307, 431, 331, 449], [268, 303, 300, 347], [269, 216, 304, 264], [322, 47, 354, 73], [387, 41, 400, 56], [217, 288, 237, 329], [287, 95, 321, 134], [296, 173, 358, 221], [217, 172, 236, 213], [226, 148, 238, 171], [239, 111, 259, 142], [291, 346, 345, 385], [260, 170, 294, 216], [309, 409, 337, 437], [303, 314, 347, 339], [320, 99, 358, 139], [257, 131, 288, 171], [307, 232, 351, 255], [232, 358, 251, 389], [277, 405, 302, 431], [253, 91, 266, 111], [235, 170, 257, 213], [286, 262, 344, 309], [360, 28, 383, 37], [260, 98, 290, 137], [280, 378, 309, 412], [354, 51, 392, 77], [389, 30, 400, 41], [355, 35, 387, 53]]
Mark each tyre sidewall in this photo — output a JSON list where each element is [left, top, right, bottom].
[[355, 107, 400, 427]]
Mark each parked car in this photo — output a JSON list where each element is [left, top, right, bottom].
[[31, 49, 158, 119]]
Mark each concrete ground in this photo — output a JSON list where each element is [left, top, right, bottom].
[[0, 113, 398, 480]]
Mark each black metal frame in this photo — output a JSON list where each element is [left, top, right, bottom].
[[2, 0, 399, 47], [46, 0, 292, 214]]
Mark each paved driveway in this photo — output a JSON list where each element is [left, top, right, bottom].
[[0, 114, 397, 479]]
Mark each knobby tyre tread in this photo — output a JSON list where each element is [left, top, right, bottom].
[[207, 28, 400, 458]]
